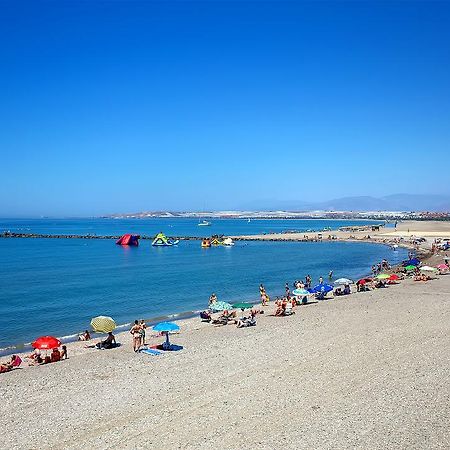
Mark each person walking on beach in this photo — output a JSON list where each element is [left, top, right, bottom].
[[259, 284, 265, 296], [130, 320, 142, 352]]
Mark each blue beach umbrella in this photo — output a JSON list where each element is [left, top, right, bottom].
[[153, 322, 180, 349], [403, 258, 420, 267], [311, 284, 334, 293]]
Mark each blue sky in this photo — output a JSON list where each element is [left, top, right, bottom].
[[1, 1, 449, 216]]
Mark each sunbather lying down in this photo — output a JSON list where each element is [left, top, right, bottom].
[[211, 310, 237, 325], [237, 311, 257, 328]]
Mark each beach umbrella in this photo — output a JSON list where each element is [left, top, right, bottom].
[[153, 322, 180, 348], [405, 265, 416, 271], [32, 336, 61, 350], [232, 302, 253, 311], [334, 278, 354, 286], [376, 274, 390, 280], [311, 284, 334, 293], [292, 288, 310, 296], [403, 258, 420, 267], [420, 266, 438, 272], [209, 301, 233, 312], [389, 274, 400, 281], [356, 278, 372, 285], [437, 264, 449, 271], [91, 316, 116, 333]]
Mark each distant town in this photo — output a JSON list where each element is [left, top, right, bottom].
[[103, 210, 450, 221]]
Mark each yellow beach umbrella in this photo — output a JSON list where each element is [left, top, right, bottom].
[[91, 316, 116, 333]]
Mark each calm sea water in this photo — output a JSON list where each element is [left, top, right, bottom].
[[0, 217, 382, 237], [0, 219, 407, 351]]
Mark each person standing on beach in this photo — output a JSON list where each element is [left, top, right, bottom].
[[328, 270, 333, 279], [285, 282, 290, 296], [130, 320, 142, 352], [319, 276, 323, 285], [139, 320, 147, 346]]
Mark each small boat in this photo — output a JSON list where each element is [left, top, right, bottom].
[[198, 220, 211, 226], [223, 237, 234, 246], [247, 218, 251, 223]]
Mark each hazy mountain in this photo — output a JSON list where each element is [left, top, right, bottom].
[[239, 194, 450, 212]]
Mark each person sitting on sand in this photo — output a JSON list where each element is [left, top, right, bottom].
[[343, 284, 351, 295], [60, 345, 68, 360], [50, 348, 61, 363], [96, 332, 117, 349], [130, 320, 142, 352], [78, 330, 91, 341], [335, 287, 343, 296]]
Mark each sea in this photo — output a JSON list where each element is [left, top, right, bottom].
[[0, 218, 408, 353]]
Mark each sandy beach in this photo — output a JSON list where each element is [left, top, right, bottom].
[[1, 244, 449, 449]]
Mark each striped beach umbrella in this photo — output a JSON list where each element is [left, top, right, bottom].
[[209, 301, 233, 312], [91, 316, 116, 333]]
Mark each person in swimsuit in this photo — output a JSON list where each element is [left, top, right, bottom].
[[130, 320, 142, 352], [139, 320, 147, 346], [96, 332, 116, 349]]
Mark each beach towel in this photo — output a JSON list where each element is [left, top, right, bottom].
[[141, 349, 161, 356]]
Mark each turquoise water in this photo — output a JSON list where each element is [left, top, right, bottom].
[[0, 219, 407, 352], [0, 217, 381, 237]]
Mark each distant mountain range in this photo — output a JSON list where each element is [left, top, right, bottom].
[[239, 194, 450, 212]]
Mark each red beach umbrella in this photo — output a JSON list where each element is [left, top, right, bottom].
[[356, 278, 372, 285], [389, 274, 399, 280], [32, 336, 61, 350]]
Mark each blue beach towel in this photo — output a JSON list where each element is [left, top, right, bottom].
[[141, 348, 161, 356]]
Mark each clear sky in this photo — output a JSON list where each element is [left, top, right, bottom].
[[1, 1, 449, 216]]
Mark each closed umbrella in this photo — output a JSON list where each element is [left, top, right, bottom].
[[153, 322, 180, 349], [91, 316, 116, 333], [334, 278, 354, 285], [32, 336, 61, 350]]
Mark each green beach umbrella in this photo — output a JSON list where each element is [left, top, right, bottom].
[[232, 302, 253, 310], [376, 274, 391, 280], [405, 265, 416, 271]]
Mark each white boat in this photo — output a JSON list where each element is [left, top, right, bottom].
[[198, 220, 211, 226], [223, 237, 234, 246], [247, 218, 251, 223]]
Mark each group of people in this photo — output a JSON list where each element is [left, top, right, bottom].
[[371, 259, 391, 276], [26, 346, 68, 366]]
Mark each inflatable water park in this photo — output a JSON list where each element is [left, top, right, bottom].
[[152, 232, 180, 247], [116, 234, 140, 246], [202, 235, 234, 248]]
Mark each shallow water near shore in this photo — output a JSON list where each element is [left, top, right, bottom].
[[0, 229, 407, 352]]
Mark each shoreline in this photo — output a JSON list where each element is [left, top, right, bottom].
[[0, 239, 411, 356], [1, 253, 449, 449]]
